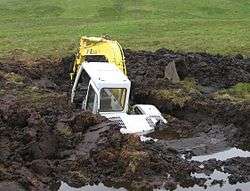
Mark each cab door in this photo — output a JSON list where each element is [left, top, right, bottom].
[[83, 81, 99, 114], [71, 66, 90, 108]]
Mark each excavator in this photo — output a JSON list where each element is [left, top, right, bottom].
[[70, 36, 167, 134]]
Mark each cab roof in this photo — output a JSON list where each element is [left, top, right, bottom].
[[82, 62, 130, 88]]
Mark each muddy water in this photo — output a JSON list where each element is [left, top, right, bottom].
[[60, 177, 250, 191], [176, 183, 250, 191], [59, 182, 127, 191], [175, 170, 250, 191], [59, 147, 250, 191], [191, 147, 250, 162]]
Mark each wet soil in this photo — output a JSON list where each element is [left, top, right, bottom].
[[0, 49, 250, 191], [125, 49, 250, 150]]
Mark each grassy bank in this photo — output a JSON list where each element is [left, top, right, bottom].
[[0, 0, 250, 56]]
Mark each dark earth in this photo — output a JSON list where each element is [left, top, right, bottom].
[[0, 49, 249, 191]]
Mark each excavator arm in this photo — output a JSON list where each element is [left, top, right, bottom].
[[70, 36, 127, 80]]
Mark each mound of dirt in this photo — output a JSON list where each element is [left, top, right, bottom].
[[125, 49, 250, 88], [125, 49, 250, 150], [0, 95, 107, 190], [0, 96, 208, 191]]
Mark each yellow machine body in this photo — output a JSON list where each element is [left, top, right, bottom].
[[71, 36, 127, 80]]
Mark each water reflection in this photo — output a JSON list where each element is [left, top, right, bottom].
[[191, 147, 250, 162], [59, 178, 250, 191], [59, 147, 250, 191], [174, 170, 250, 191], [59, 182, 127, 191]]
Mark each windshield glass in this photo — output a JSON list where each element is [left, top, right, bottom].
[[100, 88, 127, 112]]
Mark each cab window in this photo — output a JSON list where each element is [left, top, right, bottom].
[[100, 88, 127, 112]]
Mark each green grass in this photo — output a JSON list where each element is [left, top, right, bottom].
[[0, 0, 250, 57], [214, 83, 250, 102], [151, 78, 201, 107]]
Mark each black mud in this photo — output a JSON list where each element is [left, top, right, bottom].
[[0, 49, 250, 191]]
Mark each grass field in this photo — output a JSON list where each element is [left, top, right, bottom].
[[0, 0, 250, 57]]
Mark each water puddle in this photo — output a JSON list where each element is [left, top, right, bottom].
[[191, 147, 250, 162], [59, 182, 127, 191], [174, 170, 250, 191], [175, 183, 250, 191], [59, 147, 250, 191], [147, 129, 181, 140], [60, 179, 250, 191]]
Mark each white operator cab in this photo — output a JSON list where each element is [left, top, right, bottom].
[[71, 62, 167, 134]]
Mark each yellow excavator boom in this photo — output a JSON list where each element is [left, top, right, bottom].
[[70, 36, 127, 80]]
